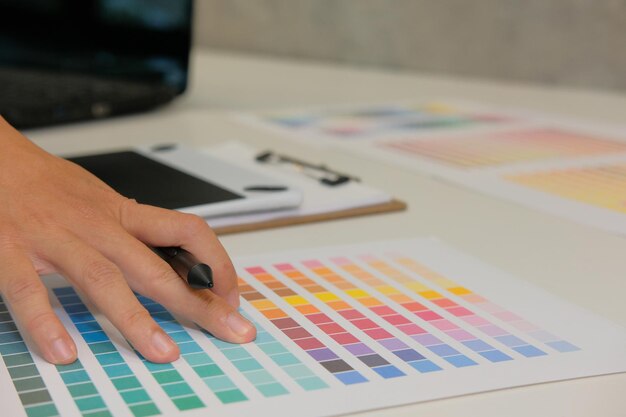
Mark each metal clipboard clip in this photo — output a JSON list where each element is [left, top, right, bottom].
[[255, 150, 360, 186]]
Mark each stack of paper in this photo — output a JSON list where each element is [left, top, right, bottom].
[[203, 142, 405, 234], [236, 100, 626, 235]]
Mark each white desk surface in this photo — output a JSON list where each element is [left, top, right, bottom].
[[26, 49, 626, 417]]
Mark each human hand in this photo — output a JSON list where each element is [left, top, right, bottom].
[[0, 117, 255, 364]]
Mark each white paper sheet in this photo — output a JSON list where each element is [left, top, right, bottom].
[[202, 142, 392, 229], [235, 99, 520, 145], [2, 238, 625, 417], [237, 101, 626, 235]]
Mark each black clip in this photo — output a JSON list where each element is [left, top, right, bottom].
[[151, 143, 178, 152], [256, 151, 359, 186]]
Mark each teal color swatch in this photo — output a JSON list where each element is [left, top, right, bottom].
[[136, 295, 249, 404], [243, 313, 329, 392], [54, 287, 160, 417], [0, 296, 60, 417]]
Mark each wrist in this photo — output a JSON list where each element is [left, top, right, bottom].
[[0, 118, 40, 167]]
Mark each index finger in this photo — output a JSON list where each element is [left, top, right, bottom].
[[44, 234, 180, 363], [119, 201, 240, 307]]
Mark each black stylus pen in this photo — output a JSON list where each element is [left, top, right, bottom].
[[153, 247, 214, 289]]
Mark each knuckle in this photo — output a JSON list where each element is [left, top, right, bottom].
[[25, 310, 59, 335], [0, 229, 13, 247], [196, 290, 224, 314], [5, 278, 44, 305], [180, 214, 210, 240], [0, 227, 22, 253], [213, 257, 236, 282], [73, 201, 104, 222], [119, 307, 150, 329], [81, 260, 120, 290], [152, 264, 180, 285], [117, 197, 139, 222]]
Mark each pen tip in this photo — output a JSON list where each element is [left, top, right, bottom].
[[188, 264, 214, 289]]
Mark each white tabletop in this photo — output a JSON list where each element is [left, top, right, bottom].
[[26, 48, 626, 417]]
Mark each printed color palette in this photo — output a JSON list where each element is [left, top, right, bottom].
[[506, 163, 626, 214], [283, 261, 442, 372], [0, 296, 60, 417], [381, 129, 626, 168], [54, 359, 112, 417], [1, 238, 625, 417], [239, 275, 369, 385], [393, 258, 580, 353], [135, 295, 247, 406], [240, 313, 329, 392], [246, 265, 408, 379], [360, 256, 546, 358], [237, 239, 595, 388], [258, 103, 506, 139], [54, 288, 160, 417]]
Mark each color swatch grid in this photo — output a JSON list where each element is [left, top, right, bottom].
[[301, 259, 483, 367], [277, 262, 443, 372], [327, 257, 524, 363], [2, 238, 626, 417], [359, 256, 547, 358], [506, 163, 626, 214], [55, 286, 248, 412], [239, 248, 583, 384], [261, 103, 507, 139], [380, 128, 626, 168], [54, 359, 111, 417], [240, 313, 329, 392], [0, 296, 60, 417], [134, 295, 239, 407], [246, 265, 408, 379], [137, 295, 291, 401], [204, 335, 288, 398], [238, 275, 369, 385], [392, 257, 580, 353], [51, 286, 335, 414], [53, 287, 161, 417]]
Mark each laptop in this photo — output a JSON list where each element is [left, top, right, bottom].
[[0, 0, 193, 129]]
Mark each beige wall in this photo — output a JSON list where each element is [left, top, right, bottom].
[[193, 0, 626, 92]]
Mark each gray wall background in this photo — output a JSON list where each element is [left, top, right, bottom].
[[193, 0, 626, 92]]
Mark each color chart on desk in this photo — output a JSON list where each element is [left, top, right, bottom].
[[2, 239, 626, 417], [379, 128, 626, 168], [241, 102, 509, 142], [506, 163, 626, 214], [463, 159, 626, 235], [367, 122, 626, 234]]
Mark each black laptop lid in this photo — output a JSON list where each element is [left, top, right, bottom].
[[0, 0, 193, 94]]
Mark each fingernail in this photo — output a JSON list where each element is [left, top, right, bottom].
[[227, 290, 240, 308], [50, 338, 75, 363], [226, 312, 254, 337], [152, 330, 177, 356]]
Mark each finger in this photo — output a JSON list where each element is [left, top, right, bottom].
[[88, 228, 255, 343], [0, 244, 76, 364], [119, 200, 240, 307], [136, 269, 256, 344], [44, 233, 180, 363]]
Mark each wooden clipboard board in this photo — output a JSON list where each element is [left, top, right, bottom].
[[214, 199, 406, 235]]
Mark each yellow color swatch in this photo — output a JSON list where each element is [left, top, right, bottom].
[[507, 163, 626, 214]]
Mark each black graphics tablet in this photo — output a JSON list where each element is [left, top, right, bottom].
[[67, 145, 302, 218]]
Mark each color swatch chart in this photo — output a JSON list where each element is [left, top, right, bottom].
[[506, 163, 626, 214], [245, 102, 508, 141], [358, 114, 626, 234], [2, 239, 626, 417], [0, 296, 60, 417], [379, 128, 626, 168]]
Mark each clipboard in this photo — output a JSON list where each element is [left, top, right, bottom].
[[213, 199, 406, 235], [202, 142, 407, 235]]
